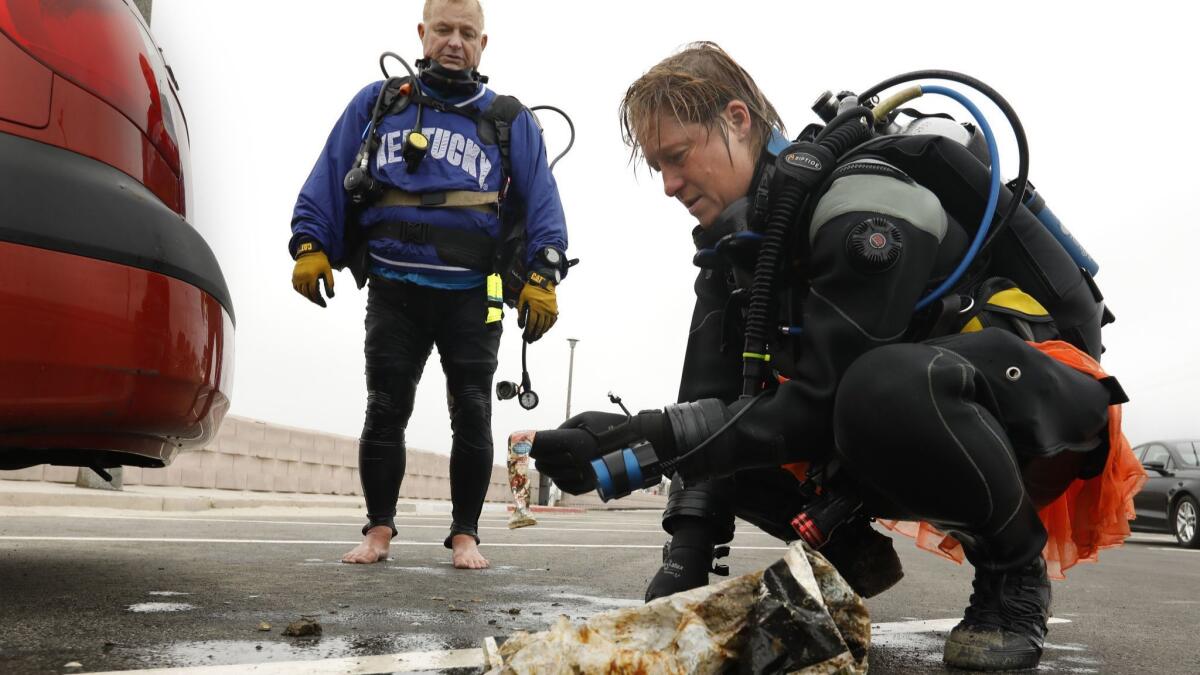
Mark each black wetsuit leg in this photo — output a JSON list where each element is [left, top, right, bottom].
[[433, 285, 502, 547], [360, 277, 436, 536], [833, 329, 1110, 571]]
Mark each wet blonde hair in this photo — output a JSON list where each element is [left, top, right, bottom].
[[422, 0, 485, 27], [619, 41, 784, 166]]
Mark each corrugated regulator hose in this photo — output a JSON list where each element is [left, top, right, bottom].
[[741, 114, 873, 397]]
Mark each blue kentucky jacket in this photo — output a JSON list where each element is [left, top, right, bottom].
[[290, 77, 567, 289]]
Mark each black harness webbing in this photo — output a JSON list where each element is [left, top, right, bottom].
[[365, 220, 495, 273]]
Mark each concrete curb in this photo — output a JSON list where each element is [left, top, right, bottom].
[[0, 480, 417, 513]]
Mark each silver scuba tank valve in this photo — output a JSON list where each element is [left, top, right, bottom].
[[835, 93, 861, 115]]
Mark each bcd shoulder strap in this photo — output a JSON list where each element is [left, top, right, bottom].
[[478, 94, 531, 308]]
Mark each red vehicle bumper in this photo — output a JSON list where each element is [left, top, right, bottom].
[[0, 241, 233, 469]]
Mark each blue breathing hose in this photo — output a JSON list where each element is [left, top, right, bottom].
[[912, 85, 1001, 311]]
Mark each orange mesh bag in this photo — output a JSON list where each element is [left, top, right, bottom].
[[880, 340, 1144, 579]]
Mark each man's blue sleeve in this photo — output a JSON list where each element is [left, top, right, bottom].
[[509, 109, 568, 271], [288, 82, 382, 262]]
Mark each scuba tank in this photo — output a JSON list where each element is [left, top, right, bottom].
[[1014, 180, 1099, 277]]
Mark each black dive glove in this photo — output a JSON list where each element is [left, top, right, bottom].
[[528, 400, 736, 497], [529, 410, 657, 495]]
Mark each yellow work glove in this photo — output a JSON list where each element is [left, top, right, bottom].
[[291, 248, 335, 308], [517, 271, 558, 342]]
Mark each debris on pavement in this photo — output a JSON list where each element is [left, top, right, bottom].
[[257, 621, 271, 632], [507, 431, 538, 529], [486, 542, 869, 674], [742, 543, 870, 673], [282, 617, 322, 638], [63, 663, 82, 669], [484, 636, 504, 671]]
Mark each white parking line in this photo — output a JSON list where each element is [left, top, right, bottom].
[[0, 536, 787, 550], [82, 647, 484, 674], [4, 510, 668, 528], [45, 513, 773, 536], [1151, 546, 1200, 553], [873, 617, 1070, 634]]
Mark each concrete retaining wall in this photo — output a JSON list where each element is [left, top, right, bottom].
[[5, 415, 666, 511]]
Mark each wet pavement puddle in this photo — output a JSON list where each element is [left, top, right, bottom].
[[120, 633, 458, 668], [545, 591, 642, 608]]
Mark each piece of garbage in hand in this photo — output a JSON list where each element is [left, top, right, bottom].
[[485, 541, 869, 674], [507, 431, 538, 529]]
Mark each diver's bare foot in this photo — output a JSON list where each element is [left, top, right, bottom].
[[341, 526, 392, 564], [450, 534, 489, 569]]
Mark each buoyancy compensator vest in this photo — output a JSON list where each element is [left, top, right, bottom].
[[341, 53, 569, 308]]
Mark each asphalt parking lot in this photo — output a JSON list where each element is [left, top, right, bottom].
[[0, 503, 1197, 674]]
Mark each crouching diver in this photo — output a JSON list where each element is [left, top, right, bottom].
[[528, 43, 1142, 671]]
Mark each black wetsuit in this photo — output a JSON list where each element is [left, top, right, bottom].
[[359, 278, 501, 545], [651, 143, 1116, 597]]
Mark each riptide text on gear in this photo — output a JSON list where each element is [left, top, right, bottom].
[[376, 127, 494, 189]]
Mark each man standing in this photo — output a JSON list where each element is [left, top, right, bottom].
[[289, 0, 568, 569]]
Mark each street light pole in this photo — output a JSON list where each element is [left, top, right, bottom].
[[565, 338, 579, 421], [540, 337, 579, 507]]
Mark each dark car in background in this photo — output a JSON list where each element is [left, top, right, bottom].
[[1130, 440, 1200, 548], [0, 0, 234, 474]]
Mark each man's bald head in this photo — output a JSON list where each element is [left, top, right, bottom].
[[419, 0, 488, 71], [423, 0, 484, 27]]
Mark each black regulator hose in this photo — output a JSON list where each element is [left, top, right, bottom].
[[815, 106, 873, 143], [741, 111, 873, 397], [858, 70, 1029, 252], [530, 105, 576, 171], [379, 51, 419, 81]]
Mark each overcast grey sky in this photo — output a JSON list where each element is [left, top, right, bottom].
[[152, 0, 1200, 466]]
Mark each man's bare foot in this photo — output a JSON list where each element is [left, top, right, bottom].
[[341, 525, 392, 564], [450, 533, 489, 569]]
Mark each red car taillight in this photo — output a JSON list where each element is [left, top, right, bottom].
[[0, 0, 182, 176]]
